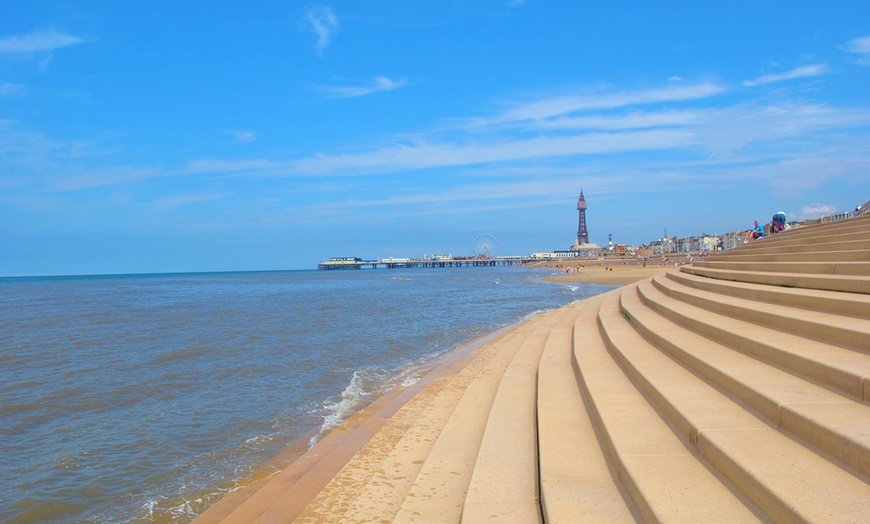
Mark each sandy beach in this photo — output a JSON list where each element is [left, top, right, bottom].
[[194, 264, 667, 522], [529, 259, 682, 285]]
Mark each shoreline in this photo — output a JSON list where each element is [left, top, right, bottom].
[[194, 265, 663, 522], [193, 322, 523, 522]]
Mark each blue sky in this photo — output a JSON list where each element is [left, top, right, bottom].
[[2, 1, 869, 276]]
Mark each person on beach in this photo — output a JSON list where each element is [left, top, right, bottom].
[[749, 220, 766, 241], [771, 211, 787, 233]]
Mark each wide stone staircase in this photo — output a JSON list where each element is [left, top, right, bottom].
[[198, 213, 870, 523]]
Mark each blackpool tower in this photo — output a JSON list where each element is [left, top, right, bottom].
[[576, 190, 589, 245]]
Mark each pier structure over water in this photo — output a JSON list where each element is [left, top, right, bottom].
[[317, 256, 534, 270]]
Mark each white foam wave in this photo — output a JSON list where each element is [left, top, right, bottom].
[[310, 364, 424, 447], [311, 369, 376, 446], [519, 308, 549, 323]]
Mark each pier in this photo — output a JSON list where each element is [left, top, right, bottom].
[[317, 256, 535, 270]]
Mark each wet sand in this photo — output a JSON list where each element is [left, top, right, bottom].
[[194, 265, 670, 522]]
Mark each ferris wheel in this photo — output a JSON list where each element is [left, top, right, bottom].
[[472, 234, 499, 260]]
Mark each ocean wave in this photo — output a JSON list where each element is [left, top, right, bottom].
[[312, 369, 376, 445], [311, 363, 421, 447], [518, 309, 549, 323]]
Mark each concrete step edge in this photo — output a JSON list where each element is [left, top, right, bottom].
[[651, 273, 870, 351], [715, 238, 870, 256], [392, 329, 533, 523], [637, 278, 870, 401], [600, 291, 870, 521], [712, 249, 870, 262], [574, 289, 760, 522], [666, 270, 870, 318], [538, 296, 635, 523], [691, 260, 870, 276], [682, 265, 870, 294], [742, 228, 870, 246], [460, 316, 559, 523], [625, 283, 870, 480]]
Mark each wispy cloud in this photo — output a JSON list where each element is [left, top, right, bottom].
[[176, 79, 870, 182], [742, 64, 827, 87], [305, 5, 338, 55], [314, 75, 409, 98], [531, 110, 701, 131], [155, 192, 224, 210], [800, 202, 838, 217], [45, 166, 162, 192], [186, 128, 698, 178], [839, 35, 870, 66], [0, 82, 25, 95], [0, 28, 85, 54], [469, 83, 725, 127], [232, 130, 257, 143]]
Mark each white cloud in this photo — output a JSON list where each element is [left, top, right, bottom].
[[470, 83, 725, 127], [45, 166, 162, 192], [742, 64, 827, 87], [314, 75, 408, 98], [189, 128, 697, 177], [232, 130, 257, 143], [0, 82, 25, 95], [800, 203, 837, 218], [155, 193, 223, 210], [0, 28, 84, 54], [695, 102, 870, 157], [305, 5, 338, 55], [532, 110, 700, 131], [839, 35, 870, 65]]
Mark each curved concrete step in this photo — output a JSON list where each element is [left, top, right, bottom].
[[651, 273, 870, 352], [715, 238, 870, 257], [600, 285, 870, 522], [637, 277, 870, 401], [666, 270, 870, 318], [336, 334, 528, 523], [722, 217, 869, 256], [752, 226, 870, 246], [713, 249, 870, 263], [624, 282, 870, 480], [390, 320, 540, 523], [751, 216, 870, 242], [577, 290, 761, 523], [682, 265, 870, 294], [537, 296, 634, 523], [460, 307, 580, 523], [690, 260, 870, 276]]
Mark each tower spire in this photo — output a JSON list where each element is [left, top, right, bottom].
[[576, 189, 589, 245]]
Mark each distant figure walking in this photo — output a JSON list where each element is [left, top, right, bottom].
[[772, 211, 787, 233]]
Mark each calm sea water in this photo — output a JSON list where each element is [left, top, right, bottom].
[[0, 267, 613, 523]]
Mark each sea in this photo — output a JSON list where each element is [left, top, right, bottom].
[[0, 266, 614, 523]]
